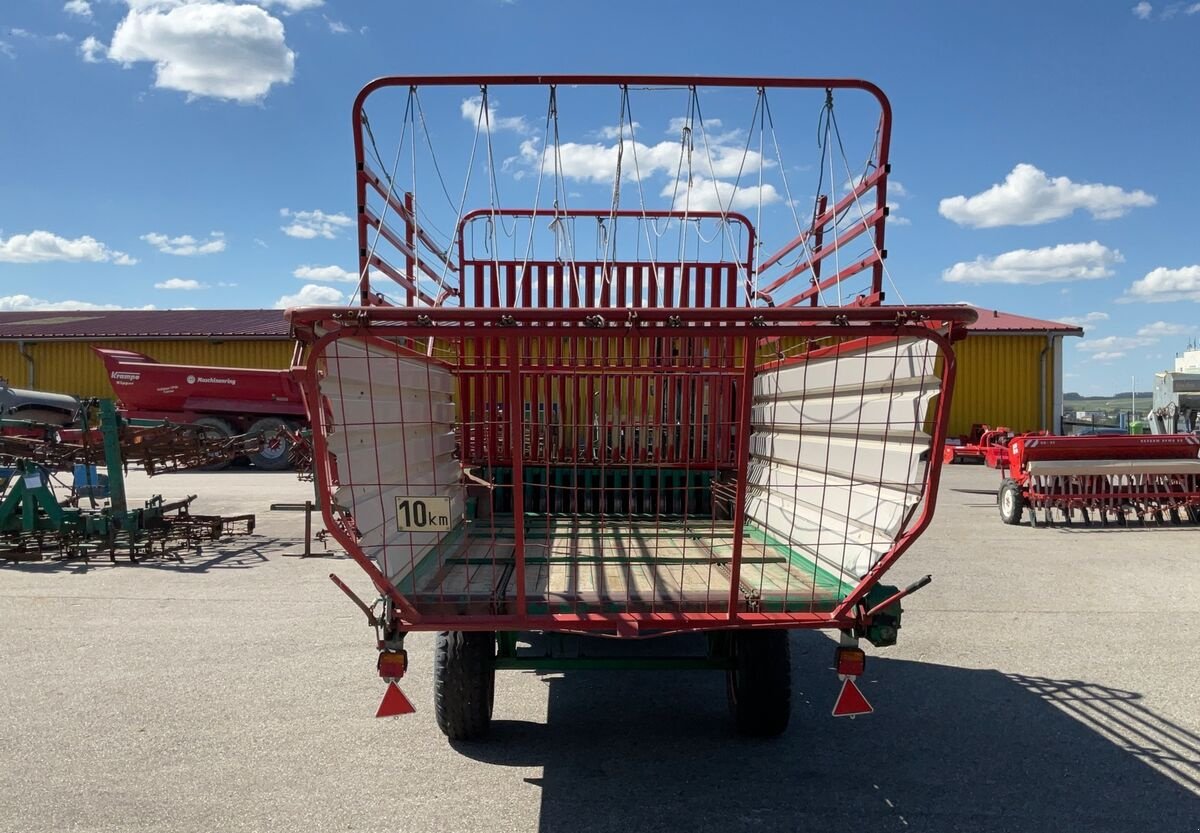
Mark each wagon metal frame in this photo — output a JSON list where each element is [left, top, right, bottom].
[[292, 304, 970, 634], [293, 75, 975, 735]]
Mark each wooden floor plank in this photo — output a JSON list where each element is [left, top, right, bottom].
[[399, 516, 852, 611]]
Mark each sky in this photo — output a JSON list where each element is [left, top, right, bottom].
[[2, 0, 1199, 395]]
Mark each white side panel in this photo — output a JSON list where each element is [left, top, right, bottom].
[[746, 337, 939, 579], [318, 335, 462, 584]]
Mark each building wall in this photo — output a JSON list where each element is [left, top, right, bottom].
[[946, 333, 1057, 437], [2, 332, 1063, 437], [0, 339, 295, 399]]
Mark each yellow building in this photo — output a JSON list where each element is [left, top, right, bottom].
[[948, 307, 1082, 437], [0, 309, 293, 399], [0, 306, 1080, 437]]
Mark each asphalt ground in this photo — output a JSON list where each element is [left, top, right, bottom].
[[1, 465, 1198, 833]]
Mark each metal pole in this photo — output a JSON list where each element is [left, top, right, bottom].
[[99, 400, 127, 515]]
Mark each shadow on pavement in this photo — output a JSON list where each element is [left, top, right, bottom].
[[0, 540, 273, 573], [455, 632, 1199, 833]]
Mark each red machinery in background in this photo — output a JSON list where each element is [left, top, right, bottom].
[[943, 424, 1012, 468], [998, 434, 1200, 526], [93, 348, 305, 471]]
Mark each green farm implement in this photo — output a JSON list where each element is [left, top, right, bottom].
[[0, 400, 256, 561]]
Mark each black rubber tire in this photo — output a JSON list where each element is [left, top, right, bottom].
[[726, 629, 791, 737], [998, 478, 1025, 525], [246, 417, 293, 472], [191, 417, 234, 472], [434, 631, 496, 741]]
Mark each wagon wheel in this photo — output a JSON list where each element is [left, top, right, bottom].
[[725, 629, 791, 737], [434, 631, 496, 741], [998, 479, 1026, 525]]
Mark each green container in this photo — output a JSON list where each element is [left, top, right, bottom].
[[1130, 420, 1147, 435]]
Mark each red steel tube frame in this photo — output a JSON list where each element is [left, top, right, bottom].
[[289, 305, 970, 635], [456, 207, 756, 278], [352, 76, 892, 308]]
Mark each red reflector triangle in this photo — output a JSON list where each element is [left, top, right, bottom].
[[832, 678, 874, 717], [375, 682, 416, 718]]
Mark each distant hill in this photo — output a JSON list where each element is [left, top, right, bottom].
[[1063, 392, 1152, 413]]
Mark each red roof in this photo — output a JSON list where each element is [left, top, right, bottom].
[[963, 306, 1083, 336], [0, 309, 290, 340]]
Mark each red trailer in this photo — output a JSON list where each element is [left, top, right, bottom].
[[293, 75, 974, 738], [93, 347, 304, 471]]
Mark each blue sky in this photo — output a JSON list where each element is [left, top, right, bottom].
[[2, 0, 1199, 394]]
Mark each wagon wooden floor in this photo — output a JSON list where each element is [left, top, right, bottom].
[[390, 517, 856, 615]]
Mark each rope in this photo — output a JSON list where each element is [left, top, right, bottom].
[[827, 102, 906, 304], [423, 84, 485, 305], [692, 88, 759, 303], [621, 89, 666, 300], [512, 88, 554, 306], [822, 91, 842, 306], [546, 86, 585, 303]]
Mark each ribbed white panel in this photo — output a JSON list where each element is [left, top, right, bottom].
[[318, 335, 462, 583], [746, 337, 939, 579]]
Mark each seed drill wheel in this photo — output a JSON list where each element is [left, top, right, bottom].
[[191, 417, 235, 472], [999, 478, 1026, 525], [246, 416, 294, 472], [434, 631, 496, 741], [725, 629, 792, 737]]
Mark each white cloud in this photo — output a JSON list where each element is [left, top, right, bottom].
[[0, 230, 136, 265], [516, 134, 771, 185], [938, 164, 1155, 227], [1188, 2, 1200, 12], [0, 41, 14, 60], [660, 175, 780, 213], [154, 277, 208, 290], [1124, 264, 1200, 302], [280, 208, 352, 239], [325, 16, 348, 34], [1077, 335, 1156, 352], [942, 242, 1121, 285], [597, 122, 640, 140], [0, 294, 154, 311], [64, 0, 93, 17], [275, 283, 344, 307], [887, 202, 910, 226], [293, 264, 357, 283], [667, 116, 721, 134], [1057, 311, 1109, 328], [107, 2, 295, 103], [8, 27, 72, 43], [1133, 1, 1153, 17], [1137, 321, 1192, 337], [1091, 351, 1126, 362], [79, 35, 105, 62], [460, 96, 529, 134], [141, 230, 225, 256], [257, 0, 324, 11]]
